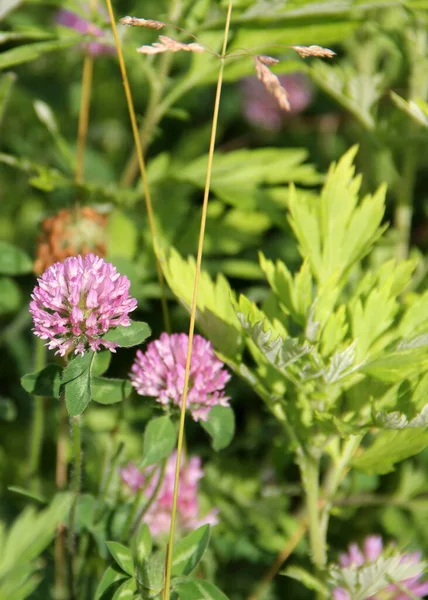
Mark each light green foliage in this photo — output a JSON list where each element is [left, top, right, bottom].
[[164, 148, 428, 458], [0, 493, 71, 600], [328, 553, 427, 600]]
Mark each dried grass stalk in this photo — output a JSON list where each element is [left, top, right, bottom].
[[254, 56, 290, 111], [137, 35, 205, 55], [120, 16, 165, 30], [291, 45, 336, 58]]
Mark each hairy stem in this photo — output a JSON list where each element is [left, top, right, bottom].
[[162, 2, 233, 599], [105, 0, 171, 333], [27, 338, 46, 488]]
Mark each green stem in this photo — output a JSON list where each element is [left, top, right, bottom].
[[27, 338, 46, 488], [130, 458, 167, 537], [162, 2, 233, 599], [121, 463, 158, 541], [300, 450, 326, 572], [120, 0, 183, 188], [68, 415, 82, 600], [319, 435, 362, 540], [395, 148, 417, 262]]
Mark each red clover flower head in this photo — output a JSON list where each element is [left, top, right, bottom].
[[129, 332, 231, 421], [30, 254, 137, 357], [333, 535, 428, 599], [120, 452, 218, 536]]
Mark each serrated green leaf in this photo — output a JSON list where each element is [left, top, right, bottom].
[[91, 377, 132, 405], [102, 321, 151, 348], [175, 580, 229, 600], [21, 364, 62, 398], [94, 566, 127, 600], [201, 406, 235, 451], [141, 416, 176, 468], [281, 566, 329, 595], [106, 542, 135, 577], [353, 430, 428, 475], [171, 525, 211, 577], [0, 241, 32, 275]]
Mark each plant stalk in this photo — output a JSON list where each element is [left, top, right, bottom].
[[162, 2, 233, 599], [105, 0, 171, 333], [68, 415, 82, 600]]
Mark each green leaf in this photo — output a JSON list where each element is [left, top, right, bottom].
[[141, 416, 176, 468], [140, 551, 165, 597], [94, 567, 127, 600], [133, 524, 152, 568], [175, 580, 229, 600], [0, 0, 22, 20], [62, 353, 95, 416], [106, 210, 138, 259], [353, 430, 428, 475], [328, 554, 426, 600], [0, 73, 16, 128], [0, 241, 32, 275], [65, 370, 92, 416], [281, 566, 329, 596], [7, 486, 46, 504], [0, 277, 21, 315], [111, 577, 136, 600], [106, 542, 135, 577], [92, 351, 111, 376], [102, 321, 151, 348], [361, 347, 428, 382], [0, 36, 81, 70], [91, 377, 132, 405], [201, 406, 235, 451], [171, 525, 211, 577], [61, 352, 95, 385], [21, 364, 62, 397], [162, 248, 242, 359]]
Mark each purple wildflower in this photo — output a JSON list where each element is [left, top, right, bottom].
[[56, 5, 115, 56], [120, 452, 218, 537], [333, 535, 428, 599], [241, 72, 313, 131], [30, 254, 137, 356], [129, 333, 230, 421]]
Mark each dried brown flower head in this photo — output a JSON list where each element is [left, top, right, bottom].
[[256, 55, 280, 66], [291, 45, 336, 58], [137, 35, 205, 55], [120, 16, 165, 30], [34, 207, 108, 275], [253, 56, 290, 112]]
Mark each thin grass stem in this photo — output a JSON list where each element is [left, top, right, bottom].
[[104, 0, 171, 333], [161, 2, 233, 599]]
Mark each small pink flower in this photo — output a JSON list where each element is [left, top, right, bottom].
[[30, 254, 137, 356], [129, 333, 230, 421], [120, 452, 218, 536], [333, 536, 428, 599], [56, 5, 115, 56], [241, 72, 313, 131]]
